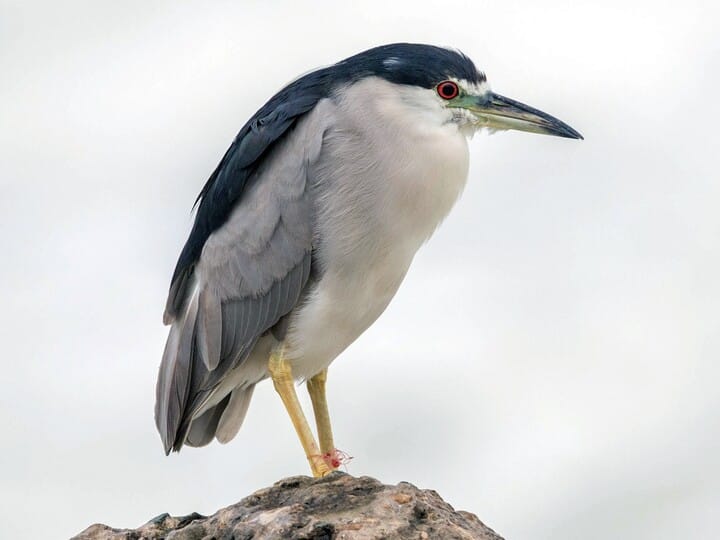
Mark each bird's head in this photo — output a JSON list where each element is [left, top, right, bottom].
[[335, 43, 583, 140]]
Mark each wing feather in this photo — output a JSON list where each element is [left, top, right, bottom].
[[197, 289, 222, 371], [155, 99, 333, 453]]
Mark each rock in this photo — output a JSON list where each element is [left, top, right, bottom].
[[72, 472, 504, 540]]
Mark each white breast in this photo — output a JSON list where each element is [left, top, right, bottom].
[[285, 77, 470, 378]]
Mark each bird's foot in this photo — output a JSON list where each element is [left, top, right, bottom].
[[309, 454, 332, 477]]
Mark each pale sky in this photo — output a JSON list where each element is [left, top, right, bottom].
[[1, 1, 719, 539]]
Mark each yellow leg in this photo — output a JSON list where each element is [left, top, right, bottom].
[[268, 349, 330, 478], [307, 369, 336, 460]]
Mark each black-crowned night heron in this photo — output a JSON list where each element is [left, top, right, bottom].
[[156, 43, 582, 477]]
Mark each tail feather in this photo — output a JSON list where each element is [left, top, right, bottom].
[[155, 288, 199, 455], [185, 393, 231, 447], [216, 385, 256, 443]]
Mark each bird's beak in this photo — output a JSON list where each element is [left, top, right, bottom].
[[464, 92, 583, 139]]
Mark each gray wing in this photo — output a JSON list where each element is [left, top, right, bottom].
[[155, 101, 332, 454]]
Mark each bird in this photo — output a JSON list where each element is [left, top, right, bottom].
[[155, 43, 582, 477]]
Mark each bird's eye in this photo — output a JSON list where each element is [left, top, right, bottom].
[[436, 81, 459, 100]]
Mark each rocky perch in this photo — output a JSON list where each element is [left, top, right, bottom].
[[73, 472, 504, 539]]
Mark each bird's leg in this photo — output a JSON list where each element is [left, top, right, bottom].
[[268, 348, 330, 478], [306, 369, 339, 470]]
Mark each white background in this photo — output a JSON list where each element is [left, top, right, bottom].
[[1, 1, 718, 538]]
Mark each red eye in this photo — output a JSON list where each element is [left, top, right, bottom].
[[436, 81, 459, 99]]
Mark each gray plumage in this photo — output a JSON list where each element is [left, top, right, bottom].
[[155, 105, 324, 453], [154, 43, 582, 456]]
